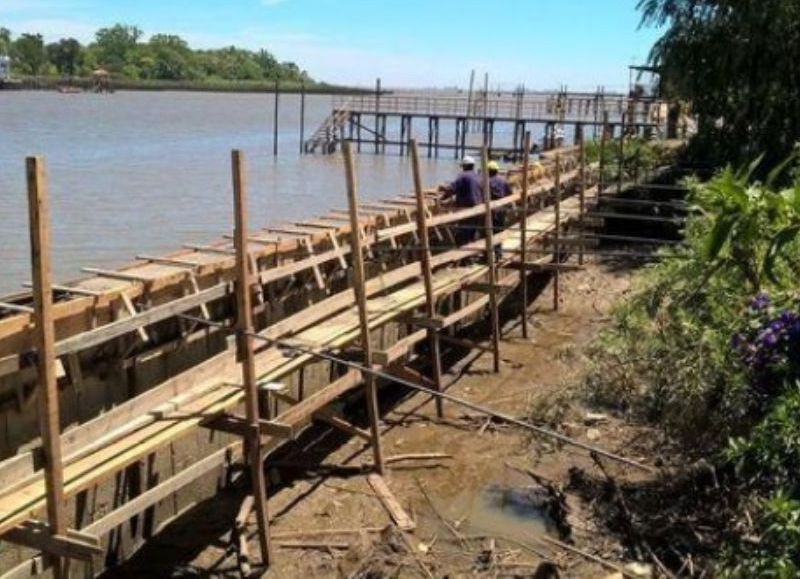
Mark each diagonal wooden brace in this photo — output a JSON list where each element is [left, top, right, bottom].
[[3, 520, 102, 561]]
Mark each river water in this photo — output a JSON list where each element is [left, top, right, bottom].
[[0, 91, 460, 296]]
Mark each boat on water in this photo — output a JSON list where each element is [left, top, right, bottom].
[[57, 85, 82, 94]]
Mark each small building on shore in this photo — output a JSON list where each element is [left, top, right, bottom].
[[0, 56, 10, 81]]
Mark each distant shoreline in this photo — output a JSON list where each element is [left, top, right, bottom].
[[0, 77, 374, 95]]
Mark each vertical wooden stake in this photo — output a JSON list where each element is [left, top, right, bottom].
[[231, 150, 272, 568], [27, 156, 67, 579], [480, 146, 501, 373], [273, 81, 280, 156], [519, 132, 531, 340], [299, 82, 306, 154], [599, 111, 609, 195], [342, 141, 385, 474], [618, 112, 626, 195], [578, 140, 587, 266], [553, 154, 561, 312], [409, 139, 444, 417]]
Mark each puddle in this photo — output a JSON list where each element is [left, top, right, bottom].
[[445, 482, 568, 544]]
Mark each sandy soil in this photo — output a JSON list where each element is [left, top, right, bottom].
[[108, 258, 666, 579]]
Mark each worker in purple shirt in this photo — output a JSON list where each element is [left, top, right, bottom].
[[439, 155, 485, 246], [488, 160, 512, 259]]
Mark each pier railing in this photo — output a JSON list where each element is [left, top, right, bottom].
[[333, 92, 662, 124]]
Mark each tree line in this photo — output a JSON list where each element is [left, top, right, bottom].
[[639, 0, 800, 172], [0, 24, 313, 84]]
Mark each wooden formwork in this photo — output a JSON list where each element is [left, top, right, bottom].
[[0, 143, 597, 578]]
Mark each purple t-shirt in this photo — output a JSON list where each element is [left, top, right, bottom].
[[489, 174, 512, 200], [450, 171, 483, 207]]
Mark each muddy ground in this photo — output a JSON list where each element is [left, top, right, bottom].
[[108, 257, 682, 579]]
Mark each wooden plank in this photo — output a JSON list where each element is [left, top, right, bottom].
[[203, 414, 294, 440], [3, 521, 101, 561], [371, 329, 427, 367], [327, 231, 348, 269], [182, 243, 236, 256], [53, 283, 228, 356], [0, 302, 34, 315], [136, 255, 201, 269], [294, 220, 340, 230], [231, 149, 273, 567], [278, 370, 362, 426], [81, 267, 155, 284], [343, 141, 385, 475], [312, 410, 371, 441], [301, 238, 326, 290], [26, 155, 68, 579], [366, 474, 416, 531]]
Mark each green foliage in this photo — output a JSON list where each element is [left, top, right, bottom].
[[0, 27, 10, 56], [721, 385, 800, 577], [586, 157, 800, 446], [46, 38, 82, 76], [638, 0, 800, 171], [691, 154, 800, 290], [11, 33, 47, 75], [0, 23, 315, 84]]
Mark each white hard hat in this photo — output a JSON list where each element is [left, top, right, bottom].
[[461, 155, 476, 166]]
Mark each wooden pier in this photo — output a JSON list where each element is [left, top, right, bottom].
[[0, 135, 677, 578], [304, 88, 668, 157]]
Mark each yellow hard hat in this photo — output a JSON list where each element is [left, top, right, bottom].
[[487, 161, 500, 172]]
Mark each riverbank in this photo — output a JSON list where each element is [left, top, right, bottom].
[[108, 253, 665, 578], [0, 77, 373, 95]]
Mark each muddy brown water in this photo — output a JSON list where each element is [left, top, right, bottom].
[[0, 90, 461, 296]]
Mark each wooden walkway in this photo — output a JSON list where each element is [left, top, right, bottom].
[[0, 144, 607, 578], [304, 91, 668, 156]]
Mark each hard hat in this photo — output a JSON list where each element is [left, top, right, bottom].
[[461, 155, 476, 166], [487, 161, 500, 172]]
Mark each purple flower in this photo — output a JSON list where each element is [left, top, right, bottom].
[[750, 292, 770, 311]]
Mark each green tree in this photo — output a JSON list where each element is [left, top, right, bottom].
[[145, 34, 196, 80], [0, 27, 11, 56], [12, 33, 47, 75], [46, 38, 82, 76], [93, 24, 142, 72], [638, 0, 800, 171]]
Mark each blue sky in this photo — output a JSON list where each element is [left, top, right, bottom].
[[0, 0, 662, 90]]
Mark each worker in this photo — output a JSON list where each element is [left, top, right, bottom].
[[439, 155, 484, 247], [488, 160, 512, 260]]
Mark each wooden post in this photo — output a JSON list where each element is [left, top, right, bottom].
[[342, 141, 385, 474], [599, 111, 609, 195], [374, 78, 382, 155], [273, 80, 280, 157], [578, 140, 586, 266], [409, 139, 444, 417], [231, 150, 272, 568], [519, 132, 531, 340], [480, 146, 501, 373], [299, 82, 306, 154], [26, 156, 67, 579], [618, 112, 626, 195], [553, 154, 561, 311], [466, 69, 476, 119]]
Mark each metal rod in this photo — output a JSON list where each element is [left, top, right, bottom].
[[175, 312, 655, 473]]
